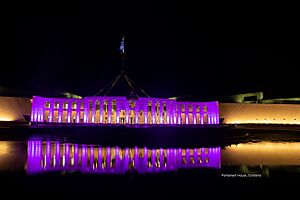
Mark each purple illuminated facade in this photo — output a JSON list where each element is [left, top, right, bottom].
[[27, 140, 221, 174], [31, 96, 219, 125]]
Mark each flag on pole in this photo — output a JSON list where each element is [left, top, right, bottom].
[[120, 35, 125, 54]]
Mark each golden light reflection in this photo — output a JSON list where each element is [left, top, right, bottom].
[[0, 142, 10, 154], [222, 142, 300, 166], [1, 141, 26, 172]]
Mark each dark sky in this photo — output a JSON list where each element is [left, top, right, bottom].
[[5, 1, 300, 99]]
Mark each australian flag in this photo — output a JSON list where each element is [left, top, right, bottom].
[[119, 36, 125, 54]]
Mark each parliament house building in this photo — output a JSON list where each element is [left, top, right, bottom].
[[31, 96, 219, 126]]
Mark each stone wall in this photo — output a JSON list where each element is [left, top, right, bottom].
[[220, 103, 300, 124]]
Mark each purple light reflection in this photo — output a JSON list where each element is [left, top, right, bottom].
[[27, 140, 221, 175]]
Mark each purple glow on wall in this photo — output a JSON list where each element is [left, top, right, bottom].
[[26, 140, 221, 175], [31, 96, 219, 125]]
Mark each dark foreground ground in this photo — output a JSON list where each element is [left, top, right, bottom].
[[0, 125, 299, 197], [1, 169, 299, 198]]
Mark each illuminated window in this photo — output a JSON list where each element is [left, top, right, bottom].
[[112, 100, 116, 112], [155, 102, 159, 112], [72, 102, 77, 109], [95, 101, 100, 110], [54, 101, 59, 109], [129, 100, 135, 109], [147, 101, 152, 112], [103, 100, 108, 112], [188, 105, 192, 112], [203, 106, 207, 113], [196, 105, 200, 112], [63, 102, 68, 109], [45, 101, 50, 108], [181, 104, 185, 112], [89, 101, 93, 111]]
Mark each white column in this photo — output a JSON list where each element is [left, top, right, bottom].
[[76, 100, 81, 123], [83, 99, 88, 123], [125, 101, 129, 124], [100, 100, 103, 123], [144, 103, 148, 124], [116, 100, 120, 124], [160, 102, 163, 124], [177, 104, 181, 125], [185, 104, 189, 125], [107, 100, 110, 124], [216, 103, 219, 124], [152, 102, 156, 124], [58, 100, 63, 123], [135, 106, 138, 124], [38, 100, 43, 122], [49, 100, 54, 123], [207, 105, 211, 124], [92, 100, 95, 123], [166, 102, 170, 124], [172, 103, 176, 124], [67, 100, 72, 123], [200, 106, 204, 124], [193, 105, 196, 125]]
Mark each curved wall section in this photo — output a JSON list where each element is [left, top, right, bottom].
[[0, 97, 31, 122], [220, 103, 300, 125]]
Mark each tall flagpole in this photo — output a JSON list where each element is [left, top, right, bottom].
[[94, 35, 150, 97], [119, 35, 126, 74]]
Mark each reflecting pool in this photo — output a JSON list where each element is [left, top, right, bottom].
[[1, 139, 299, 175], [0, 134, 299, 196]]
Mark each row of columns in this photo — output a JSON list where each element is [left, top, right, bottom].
[[47, 99, 83, 123], [31, 97, 219, 125], [83, 100, 218, 125], [84, 99, 173, 124]]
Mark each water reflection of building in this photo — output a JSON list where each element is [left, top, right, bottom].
[[0, 141, 27, 172], [27, 140, 221, 174], [222, 142, 300, 166], [31, 96, 219, 126]]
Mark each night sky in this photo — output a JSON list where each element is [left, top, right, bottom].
[[7, 1, 300, 99]]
